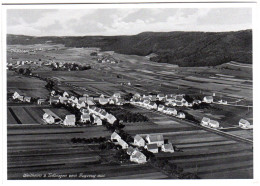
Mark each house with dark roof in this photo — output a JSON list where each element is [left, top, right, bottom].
[[145, 144, 158, 153]]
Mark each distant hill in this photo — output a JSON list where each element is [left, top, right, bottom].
[[7, 30, 252, 67]]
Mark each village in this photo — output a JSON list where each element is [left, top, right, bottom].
[[7, 43, 253, 179]]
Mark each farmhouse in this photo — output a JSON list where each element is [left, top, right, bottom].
[[176, 101, 183, 106], [99, 98, 110, 105], [147, 102, 157, 110], [113, 93, 121, 98], [157, 105, 165, 112], [23, 96, 31, 103], [175, 95, 185, 102], [134, 135, 145, 147], [49, 96, 60, 105], [177, 112, 186, 119], [81, 113, 90, 123], [130, 151, 147, 164], [111, 132, 121, 142], [126, 146, 135, 155], [63, 91, 69, 97], [203, 96, 214, 103], [77, 100, 86, 109], [239, 119, 252, 129], [145, 144, 158, 153], [80, 108, 89, 114], [209, 120, 219, 128], [63, 115, 76, 126], [149, 95, 157, 102], [12, 91, 20, 99], [37, 98, 46, 105], [93, 116, 102, 126], [59, 96, 68, 104], [86, 100, 95, 106], [43, 113, 55, 124], [161, 143, 174, 153], [79, 97, 87, 102], [99, 110, 108, 120], [107, 114, 117, 125], [115, 98, 125, 106], [118, 139, 129, 149], [201, 117, 211, 126], [133, 93, 141, 99], [146, 134, 164, 147], [166, 108, 177, 116], [157, 94, 165, 101], [193, 100, 202, 105]]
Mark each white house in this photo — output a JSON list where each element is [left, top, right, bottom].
[[77, 100, 86, 109], [113, 93, 121, 98], [161, 143, 174, 153], [107, 114, 117, 125], [130, 151, 147, 164], [81, 113, 90, 123], [24, 96, 31, 103], [201, 117, 211, 126], [146, 134, 164, 147], [203, 96, 214, 103], [147, 102, 157, 110], [63, 91, 69, 97], [118, 139, 129, 149], [12, 92, 20, 100], [111, 132, 121, 142], [145, 144, 158, 153], [49, 96, 60, 105], [157, 94, 165, 101], [177, 112, 186, 119], [79, 97, 87, 102], [59, 96, 68, 104], [134, 135, 145, 147], [209, 120, 219, 128], [63, 115, 76, 126], [157, 105, 165, 112], [37, 98, 46, 105], [93, 116, 102, 126], [43, 113, 55, 124], [86, 100, 95, 106], [99, 98, 110, 105], [239, 119, 252, 129], [166, 108, 177, 116], [126, 146, 135, 155]]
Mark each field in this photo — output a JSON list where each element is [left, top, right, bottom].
[[7, 44, 253, 179], [8, 125, 168, 179]]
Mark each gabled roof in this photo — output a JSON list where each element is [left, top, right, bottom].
[[118, 139, 128, 147], [209, 120, 219, 125], [127, 146, 135, 155], [202, 117, 210, 122], [167, 108, 176, 112], [163, 143, 174, 151], [158, 105, 164, 108], [65, 115, 76, 122], [239, 119, 250, 125], [81, 113, 90, 119], [131, 151, 146, 159], [111, 132, 120, 139], [146, 144, 158, 150], [134, 135, 144, 142], [204, 96, 213, 100], [100, 110, 107, 116], [146, 134, 164, 142]]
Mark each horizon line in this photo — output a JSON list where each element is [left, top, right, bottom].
[[7, 29, 252, 37]]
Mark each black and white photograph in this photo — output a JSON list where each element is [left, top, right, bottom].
[[1, 0, 257, 181]]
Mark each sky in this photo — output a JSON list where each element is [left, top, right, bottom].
[[6, 8, 252, 36]]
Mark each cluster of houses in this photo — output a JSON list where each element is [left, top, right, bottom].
[[12, 91, 32, 103], [201, 117, 253, 130], [201, 117, 220, 128], [98, 93, 126, 106], [157, 105, 186, 119], [97, 54, 119, 64], [48, 91, 118, 126], [111, 132, 174, 164]]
